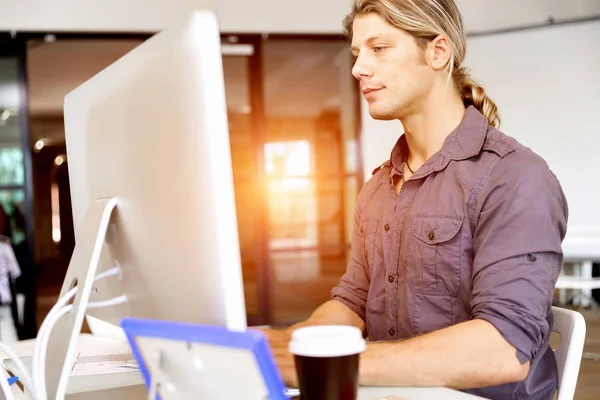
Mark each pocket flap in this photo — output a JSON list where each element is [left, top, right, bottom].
[[411, 216, 463, 244], [361, 219, 379, 235]]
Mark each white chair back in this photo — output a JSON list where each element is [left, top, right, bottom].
[[552, 306, 586, 400]]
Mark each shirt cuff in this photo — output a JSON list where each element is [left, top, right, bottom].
[[331, 286, 366, 322]]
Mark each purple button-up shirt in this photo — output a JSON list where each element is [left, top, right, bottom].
[[331, 106, 568, 399]]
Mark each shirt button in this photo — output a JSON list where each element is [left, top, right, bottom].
[[388, 328, 395, 336], [527, 253, 537, 262], [388, 275, 395, 283], [384, 223, 390, 231], [428, 231, 435, 241]]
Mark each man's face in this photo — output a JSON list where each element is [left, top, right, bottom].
[[351, 13, 434, 120]]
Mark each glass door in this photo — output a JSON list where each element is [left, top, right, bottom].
[[0, 38, 36, 339], [220, 36, 362, 326], [261, 39, 362, 325]]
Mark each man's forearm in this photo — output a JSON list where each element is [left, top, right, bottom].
[[359, 319, 529, 389], [261, 300, 366, 387], [285, 300, 365, 334]]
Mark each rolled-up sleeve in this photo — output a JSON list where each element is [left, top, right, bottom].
[[331, 194, 370, 322], [471, 149, 568, 363]]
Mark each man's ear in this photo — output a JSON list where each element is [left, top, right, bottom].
[[428, 35, 452, 71]]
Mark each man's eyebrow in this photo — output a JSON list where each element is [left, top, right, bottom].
[[351, 34, 396, 52]]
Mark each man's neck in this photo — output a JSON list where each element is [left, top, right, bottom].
[[400, 92, 466, 169]]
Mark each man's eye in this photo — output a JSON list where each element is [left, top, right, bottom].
[[374, 47, 384, 53]]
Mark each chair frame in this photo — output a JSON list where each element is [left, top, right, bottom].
[[552, 306, 586, 400]]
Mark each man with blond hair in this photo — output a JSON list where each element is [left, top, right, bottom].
[[262, 1, 568, 398]]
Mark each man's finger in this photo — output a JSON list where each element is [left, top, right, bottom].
[[273, 355, 295, 368], [279, 364, 298, 387]]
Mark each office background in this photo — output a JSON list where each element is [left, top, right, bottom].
[[0, 0, 599, 398]]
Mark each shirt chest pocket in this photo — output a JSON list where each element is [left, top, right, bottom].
[[409, 215, 463, 297], [361, 219, 379, 273]]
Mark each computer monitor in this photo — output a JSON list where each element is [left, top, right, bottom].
[[44, 10, 248, 399]]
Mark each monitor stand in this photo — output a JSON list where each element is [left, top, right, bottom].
[[44, 197, 118, 400]]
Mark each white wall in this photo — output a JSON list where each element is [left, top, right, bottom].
[[359, 99, 401, 182], [2, 0, 600, 34], [0, 0, 206, 32], [465, 20, 600, 252], [0, 0, 351, 33]]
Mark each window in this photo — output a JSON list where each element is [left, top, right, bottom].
[[261, 39, 361, 323], [0, 54, 30, 246], [223, 37, 362, 325]]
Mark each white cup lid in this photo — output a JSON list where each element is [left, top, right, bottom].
[[288, 325, 366, 358]]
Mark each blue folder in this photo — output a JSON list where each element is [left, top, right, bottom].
[[121, 317, 288, 400]]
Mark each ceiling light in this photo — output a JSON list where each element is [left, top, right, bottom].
[[0, 110, 10, 121], [221, 44, 254, 56], [34, 139, 45, 152]]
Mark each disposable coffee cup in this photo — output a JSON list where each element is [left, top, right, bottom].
[[288, 325, 366, 400]]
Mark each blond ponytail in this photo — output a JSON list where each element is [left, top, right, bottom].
[[454, 67, 501, 128]]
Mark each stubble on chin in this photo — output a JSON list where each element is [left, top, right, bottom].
[[368, 104, 400, 121]]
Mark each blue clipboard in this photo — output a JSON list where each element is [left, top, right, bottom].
[[121, 317, 288, 400]]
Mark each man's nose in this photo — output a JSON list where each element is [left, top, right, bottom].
[[351, 54, 373, 80]]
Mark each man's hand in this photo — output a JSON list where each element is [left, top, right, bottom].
[[256, 300, 365, 387], [259, 328, 298, 387]]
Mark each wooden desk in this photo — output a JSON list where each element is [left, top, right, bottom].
[[9, 385, 485, 400], [358, 386, 485, 399]]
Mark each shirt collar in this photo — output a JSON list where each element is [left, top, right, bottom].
[[388, 105, 489, 178]]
